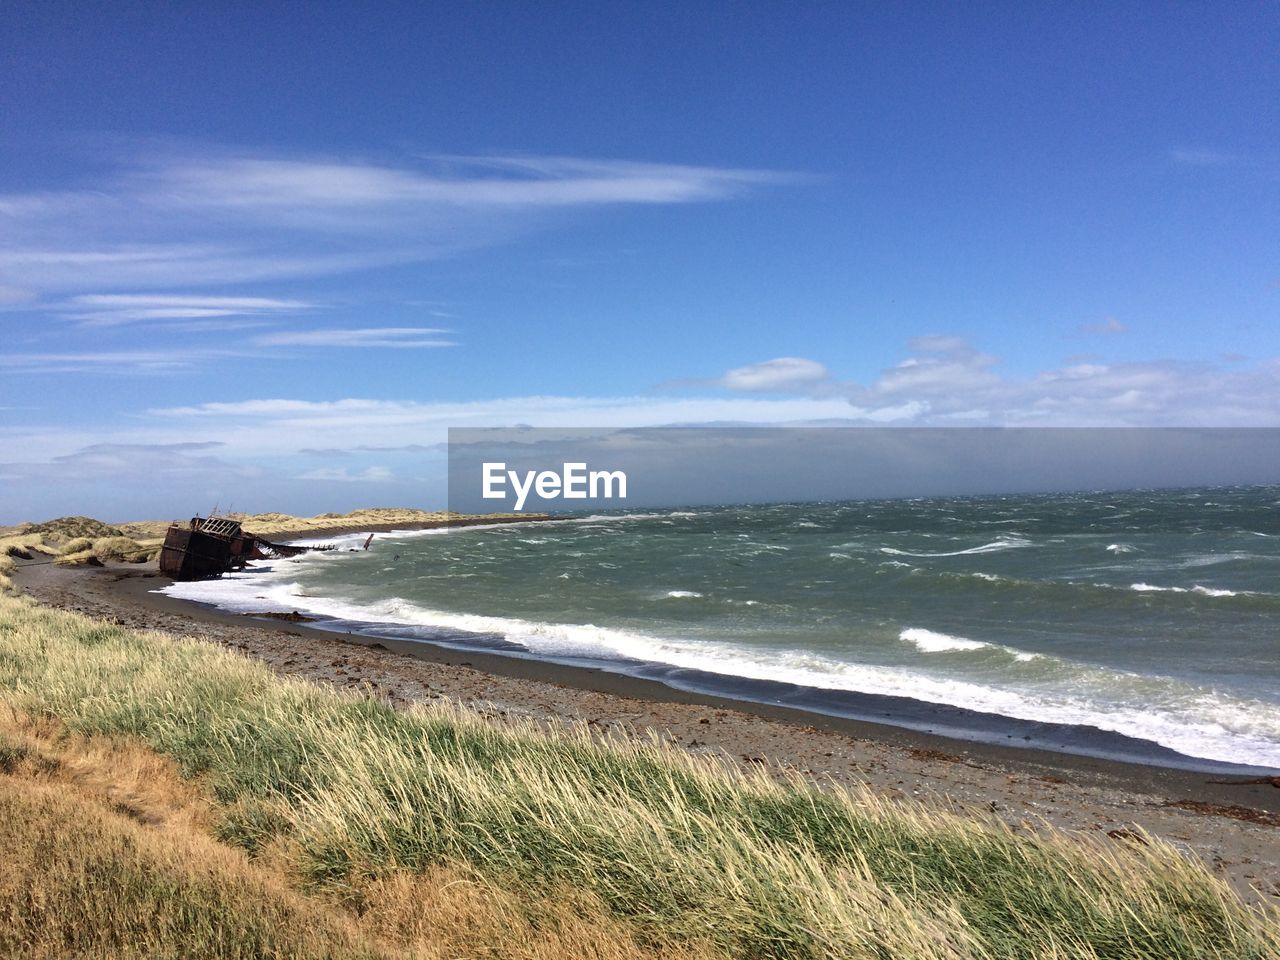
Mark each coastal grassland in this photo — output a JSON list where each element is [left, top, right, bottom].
[[1, 516, 161, 570], [0, 716, 703, 960], [0, 593, 1276, 960], [235, 507, 453, 537], [54, 534, 163, 566]]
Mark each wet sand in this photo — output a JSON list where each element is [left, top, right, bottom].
[[12, 559, 1280, 905]]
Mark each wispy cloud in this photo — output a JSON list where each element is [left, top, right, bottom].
[[254, 327, 454, 348], [62, 293, 314, 326], [295, 465, 394, 482], [0, 348, 238, 374], [0, 442, 253, 483], [0, 148, 790, 295], [146, 154, 783, 215]]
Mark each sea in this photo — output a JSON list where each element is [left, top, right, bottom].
[[163, 486, 1280, 772]]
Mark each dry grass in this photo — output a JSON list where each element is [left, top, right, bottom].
[[0, 592, 1276, 959], [21, 515, 124, 540], [2, 516, 159, 571], [54, 535, 162, 567], [0, 711, 713, 960], [0, 533, 61, 560]]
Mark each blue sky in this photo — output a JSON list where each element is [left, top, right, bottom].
[[2, 2, 1277, 521]]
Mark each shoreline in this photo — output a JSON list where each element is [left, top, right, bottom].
[[250, 513, 562, 543], [11, 559, 1280, 903]]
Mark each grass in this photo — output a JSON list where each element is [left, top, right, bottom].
[[0, 716, 689, 960], [1, 516, 161, 571], [0, 592, 1276, 959]]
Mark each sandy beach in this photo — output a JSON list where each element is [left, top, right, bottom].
[[12, 555, 1279, 905]]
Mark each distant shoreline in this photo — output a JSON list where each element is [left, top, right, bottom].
[[257, 512, 561, 543]]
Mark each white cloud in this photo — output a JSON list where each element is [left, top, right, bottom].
[[719, 357, 831, 392], [713, 337, 1280, 427], [254, 327, 454, 348]]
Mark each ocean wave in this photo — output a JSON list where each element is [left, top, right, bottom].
[[900, 627, 988, 654], [665, 590, 703, 599], [1130, 583, 1244, 597], [1106, 543, 1137, 554], [881, 537, 1032, 558], [900, 627, 1040, 662]]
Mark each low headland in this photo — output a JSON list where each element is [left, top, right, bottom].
[[1, 510, 1277, 959]]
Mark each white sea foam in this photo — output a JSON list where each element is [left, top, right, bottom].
[[1130, 583, 1243, 597], [900, 628, 988, 653], [899, 627, 1039, 662], [881, 537, 1032, 558], [665, 590, 703, 599], [161, 562, 1280, 767], [1106, 543, 1137, 554]]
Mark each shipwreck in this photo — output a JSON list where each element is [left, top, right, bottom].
[[159, 516, 333, 581]]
